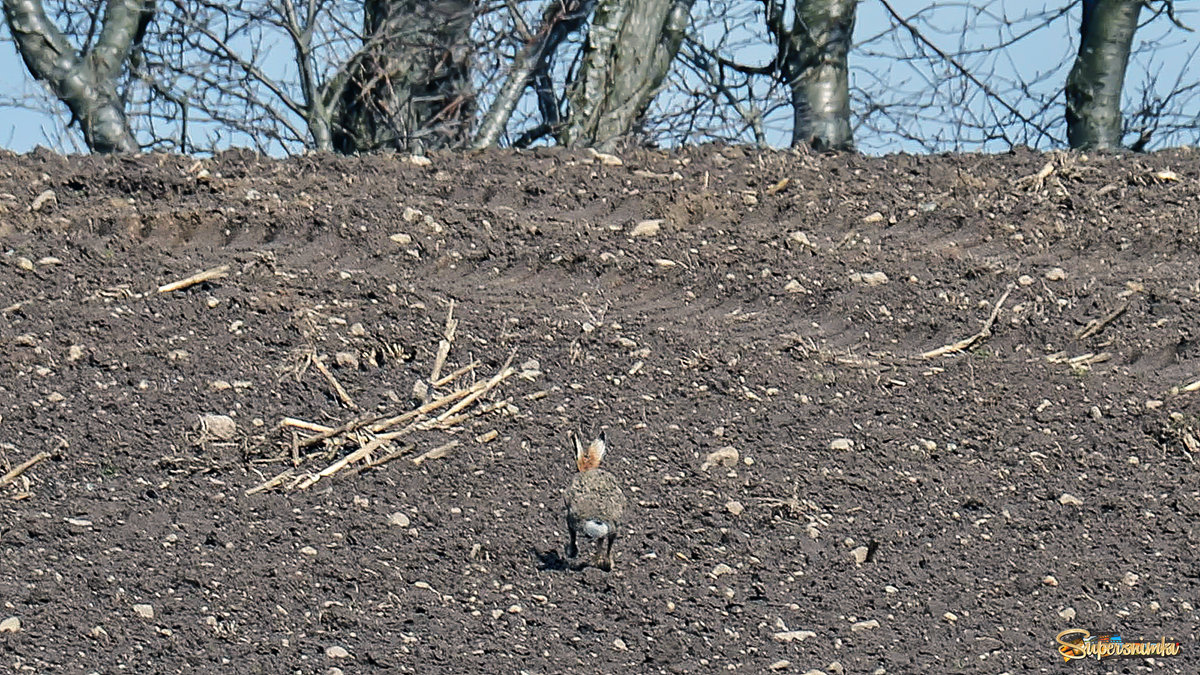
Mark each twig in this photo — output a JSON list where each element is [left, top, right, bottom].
[[430, 299, 458, 384], [921, 285, 1014, 359], [281, 417, 335, 434], [297, 435, 390, 489], [1074, 300, 1129, 340], [312, 354, 358, 409], [157, 265, 230, 293], [412, 440, 459, 466], [342, 443, 419, 479], [432, 360, 479, 388], [245, 467, 296, 495], [296, 413, 381, 449], [0, 451, 51, 487]]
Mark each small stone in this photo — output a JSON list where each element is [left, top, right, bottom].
[[507, 604, 522, 614], [710, 563, 734, 578], [851, 271, 889, 286], [30, 189, 56, 211], [198, 414, 237, 440], [37, 256, 62, 266], [389, 512, 411, 527], [772, 630, 816, 643], [829, 438, 853, 451], [1058, 493, 1083, 506], [1043, 575, 1059, 587], [408, 155, 432, 167], [325, 645, 351, 659], [210, 380, 232, 391], [862, 211, 884, 224], [335, 351, 359, 369], [16, 257, 34, 271], [350, 323, 366, 337], [826, 663, 846, 675], [787, 231, 814, 248], [66, 518, 93, 527], [1045, 267, 1067, 281], [390, 233, 413, 245], [701, 446, 739, 470], [725, 500, 744, 516], [491, 609, 503, 619], [942, 612, 958, 622], [1058, 607, 1076, 621], [884, 585, 898, 594], [850, 546, 870, 565], [68, 345, 85, 361], [1122, 572, 1139, 587], [1017, 275, 1035, 286], [1090, 406, 1102, 421], [851, 619, 880, 632], [47, 392, 65, 403], [0, 617, 20, 633], [300, 546, 318, 556], [784, 279, 804, 293], [133, 604, 154, 619], [1145, 399, 1163, 410], [612, 638, 628, 651], [768, 660, 791, 671], [631, 219, 662, 237]]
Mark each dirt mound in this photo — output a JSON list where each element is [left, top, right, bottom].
[[2, 146, 1198, 672]]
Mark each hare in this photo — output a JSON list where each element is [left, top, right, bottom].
[[564, 431, 626, 571]]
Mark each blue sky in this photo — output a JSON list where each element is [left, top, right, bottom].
[[1, 0, 1197, 155]]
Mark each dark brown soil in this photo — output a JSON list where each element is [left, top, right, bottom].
[[1, 146, 1198, 674]]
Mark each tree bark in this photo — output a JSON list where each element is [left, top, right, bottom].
[[3, 0, 148, 153], [558, 0, 694, 149], [1065, 0, 1141, 150], [782, 0, 855, 151], [333, 0, 475, 153]]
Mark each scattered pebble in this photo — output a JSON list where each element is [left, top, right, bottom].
[[772, 630, 816, 643], [850, 546, 870, 565], [829, 438, 853, 451], [133, 604, 154, 619], [198, 414, 237, 440], [1058, 493, 1083, 506], [1017, 275, 1034, 286], [862, 212, 884, 224], [1059, 607, 1076, 621], [37, 256, 62, 266], [335, 352, 359, 369], [631, 220, 662, 237], [325, 645, 351, 659], [851, 619, 879, 632], [1123, 572, 1139, 587], [710, 563, 734, 578], [725, 500, 744, 516], [66, 518, 93, 527], [389, 512, 411, 527], [788, 231, 814, 248], [768, 660, 791, 671], [1090, 406, 1102, 421], [0, 617, 20, 633], [701, 446, 739, 471], [1045, 267, 1067, 281], [612, 638, 628, 651], [850, 271, 889, 286], [16, 257, 34, 271], [942, 612, 958, 622], [300, 546, 318, 556], [1043, 575, 1059, 587]]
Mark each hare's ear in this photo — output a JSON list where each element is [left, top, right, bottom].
[[573, 431, 587, 472], [585, 432, 607, 469]]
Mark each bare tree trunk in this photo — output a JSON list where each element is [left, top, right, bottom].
[[1065, 0, 1141, 150], [558, 0, 694, 149], [3, 0, 149, 153], [334, 0, 474, 153], [779, 0, 855, 151]]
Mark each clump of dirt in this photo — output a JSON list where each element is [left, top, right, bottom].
[[1, 146, 1198, 672]]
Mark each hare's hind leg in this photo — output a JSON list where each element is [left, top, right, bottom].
[[565, 517, 578, 559], [600, 531, 617, 571]]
